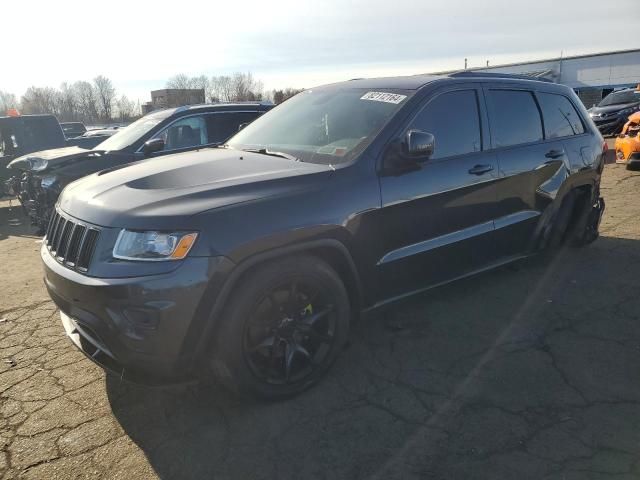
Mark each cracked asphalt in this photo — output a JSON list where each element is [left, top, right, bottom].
[[2, 156, 640, 479]]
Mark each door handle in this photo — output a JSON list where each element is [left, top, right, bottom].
[[468, 164, 494, 175], [545, 149, 565, 159]]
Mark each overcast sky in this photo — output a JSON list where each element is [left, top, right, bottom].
[[4, 0, 638, 102]]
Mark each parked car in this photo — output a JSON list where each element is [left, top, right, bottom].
[[614, 111, 640, 168], [60, 122, 88, 139], [7, 102, 272, 230], [42, 74, 605, 399], [588, 88, 640, 135], [1, 113, 107, 194]]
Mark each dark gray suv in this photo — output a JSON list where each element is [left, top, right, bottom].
[[41, 73, 606, 399]]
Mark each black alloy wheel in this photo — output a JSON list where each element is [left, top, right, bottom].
[[212, 255, 350, 399], [243, 280, 336, 385]]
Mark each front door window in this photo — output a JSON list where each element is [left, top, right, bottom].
[[153, 116, 207, 151]]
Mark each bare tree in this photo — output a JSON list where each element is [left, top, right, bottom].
[[230, 72, 263, 101], [210, 75, 233, 102], [72, 81, 98, 124], [166, 74, 192, 89], [57, 83, 78, 121], [191, 75, 211, 102], [165, 74, 207, 105], [209, 72, 263, 102], [272, 87, 304, 104], [93, 75, 116, 122], [0, 90, 18, 113], [116, 95, 136, 122], [20, 87, 59, 115]]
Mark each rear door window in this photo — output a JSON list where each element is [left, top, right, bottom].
[[486, 90, 543, 148], [537, 93, 585, 138], [408, 90, 482, 159], [206, 112, 262, 144]]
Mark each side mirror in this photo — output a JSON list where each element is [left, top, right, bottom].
[[142, 138, 165, 156], [238, 123, 249, 132], [404, 130, 435, 158]]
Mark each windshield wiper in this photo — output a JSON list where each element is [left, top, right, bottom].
[[243, 148, 301, 162]]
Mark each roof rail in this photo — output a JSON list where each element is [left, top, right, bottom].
[[448, 71, 554, 83]]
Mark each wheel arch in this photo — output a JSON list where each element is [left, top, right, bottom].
[[534, 178, 596, 250], [192, 238, 364, 366]]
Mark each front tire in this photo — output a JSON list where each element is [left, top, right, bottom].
[[211, 255, 350, 399]]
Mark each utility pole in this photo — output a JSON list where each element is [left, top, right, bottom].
[[558, 50, 564, 84], [464, 58, 468, 70], [486, 60, 489, 67]]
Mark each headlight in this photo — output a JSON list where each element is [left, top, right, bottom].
[[27, 158, 48, 171], [113, 230, 198, 261], [40, 175, 58, 189]]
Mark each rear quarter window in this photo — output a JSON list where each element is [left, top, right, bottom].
[[537, 92, 585, 138], [486, 90, 543, 148]]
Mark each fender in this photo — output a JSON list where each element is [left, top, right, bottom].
[[531, 173, 597, 251], [190, 238, 364, 368]]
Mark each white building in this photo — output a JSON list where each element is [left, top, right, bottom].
[[435, 49, 640, 107]]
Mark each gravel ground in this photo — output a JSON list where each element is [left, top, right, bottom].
[[2, 155, 640, 479]]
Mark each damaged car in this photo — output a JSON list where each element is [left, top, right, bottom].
[[7, 102, 272, 231], [1, 112, 109, 195], [42, 73, 606, 399], [614, 111, 640, 168]]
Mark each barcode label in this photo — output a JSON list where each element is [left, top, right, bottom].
[[360, 92, 407, 104]]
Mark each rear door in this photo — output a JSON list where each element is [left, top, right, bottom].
[[206, 111, 264, 144], [376, 84, 501, 299], [484, 86, 567, 258], [535, 91, 589, 173]]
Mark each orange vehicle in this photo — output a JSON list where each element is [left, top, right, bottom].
[[615, 111, 640, 169]]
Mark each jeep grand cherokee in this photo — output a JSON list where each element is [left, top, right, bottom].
[[41, 73, 605, 399]]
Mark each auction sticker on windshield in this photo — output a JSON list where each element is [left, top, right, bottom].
[[360, 92, 407, 104]]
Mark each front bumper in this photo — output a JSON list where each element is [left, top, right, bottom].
[[12, 171, 59, 229], [592, 117, 626, 136], [42, 243, 235, 384]]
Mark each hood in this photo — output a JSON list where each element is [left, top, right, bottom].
[[59, 148, 332, 228], [589, 102, 639, 116], [7, 146, 96, 171]]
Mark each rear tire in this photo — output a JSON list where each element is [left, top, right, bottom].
[[210, 255, 350, 400]]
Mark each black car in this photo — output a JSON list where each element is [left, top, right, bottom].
[[1, 114, 109, 195], [588, 88, 640, 135], [41, 74, 605, 399], [7, 102, 272, 230], [60, 122, 88, 139]]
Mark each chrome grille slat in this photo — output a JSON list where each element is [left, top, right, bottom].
[[77, 229, 99, 271], [45, 210, 100, 273], [52, 218, 67, 253], [56, 221, 74, 259], [65, 225, 86, 266], [45, 212, 58, 241], [48, 214, 63, 247]]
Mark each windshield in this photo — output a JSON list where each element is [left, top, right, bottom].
[[599, 89, 640, 107], [227, 88, 411, 164], [95, 110, 172, 151]]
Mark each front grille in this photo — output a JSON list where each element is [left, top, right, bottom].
[[45, 210, 100, 272]]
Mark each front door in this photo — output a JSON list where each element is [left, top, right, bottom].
[[375, 86, 501, 300]]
